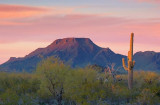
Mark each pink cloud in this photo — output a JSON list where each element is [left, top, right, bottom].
[[0, 4, 50, 19], [0, 4, 77, 26], [0, 14, 131, 43], [121, 0, 160, 3], [1, 4, 160, 64], [0, 4, 76, 20], [137, 0, 160, 3], [0, 4, 48, 12], [0, 14, 159, 44], [0, 13, 160, 63]]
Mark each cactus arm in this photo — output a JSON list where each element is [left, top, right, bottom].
[[122, 58, 128, 71], [132, 61, 135, 68]]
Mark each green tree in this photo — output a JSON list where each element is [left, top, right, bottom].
[[36, 57, 70, 105]]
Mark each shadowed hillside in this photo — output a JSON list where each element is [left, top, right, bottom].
[[0, 38, 160, 72], [0, 38, 125, 72]]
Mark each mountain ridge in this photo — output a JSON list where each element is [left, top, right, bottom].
[[0, 38, 160, 72]]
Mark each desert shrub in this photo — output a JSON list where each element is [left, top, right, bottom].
[[0, 72, 40, 105], [136, 89, 160, 105], [0, 89, 19, 105], [64, 68, 107, 105], [0, 59, 160, 105], [134, 71, 159, 88]]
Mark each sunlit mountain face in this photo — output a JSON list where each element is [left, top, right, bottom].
[[0, 0, 160, 65]]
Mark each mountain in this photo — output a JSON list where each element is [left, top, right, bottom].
[[0, 38, 160, 72], [134, 51, 160, 71], [0, 38, 125, 72]]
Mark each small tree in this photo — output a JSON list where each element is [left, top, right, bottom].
[[36, 56, 70, 105], [104, 63, 122, 83]]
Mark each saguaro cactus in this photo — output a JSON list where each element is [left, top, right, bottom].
[[122, 33, 135, 89]]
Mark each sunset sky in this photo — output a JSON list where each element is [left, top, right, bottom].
[[0, 0, 160, 64]]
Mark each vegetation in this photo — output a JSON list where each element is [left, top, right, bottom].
[[0, 57, 160, 105]]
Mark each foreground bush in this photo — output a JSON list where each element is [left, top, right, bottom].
[[0, 57, 159, 105], [0, 73, 40, 105]]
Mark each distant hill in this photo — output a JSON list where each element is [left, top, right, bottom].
[[0, 38, 160, 72], [134, 51, 160, 71]]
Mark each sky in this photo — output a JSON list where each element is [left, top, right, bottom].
[[0, 0, 160, 64]]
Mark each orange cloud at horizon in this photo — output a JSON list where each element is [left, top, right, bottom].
[[0, 4, 50, 19], [0, 4, 77, 26]]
